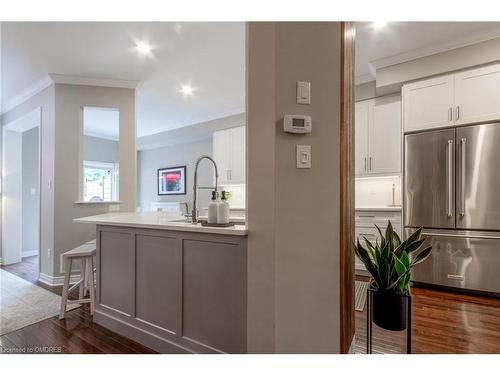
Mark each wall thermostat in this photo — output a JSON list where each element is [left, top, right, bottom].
[[283, 115, 312, 134]]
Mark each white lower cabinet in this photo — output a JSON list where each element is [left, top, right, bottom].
[[355, 209, 402, 273]]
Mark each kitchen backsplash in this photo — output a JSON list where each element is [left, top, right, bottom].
[[220, 183, 246, 209], [355, 175, 401, 207]]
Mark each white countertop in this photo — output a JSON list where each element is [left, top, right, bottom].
[[356, 206, 402, 212], [73, 212, 248, 236]]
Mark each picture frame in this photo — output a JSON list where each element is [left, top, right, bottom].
[[157, 166, 186, 195]]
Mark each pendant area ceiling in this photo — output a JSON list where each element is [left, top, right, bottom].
[[1, 22, 245, 138]]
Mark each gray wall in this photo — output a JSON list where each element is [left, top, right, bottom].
[[355, 80, 377, 101], [247, 22, 341, 353], [137, 113, 245, 151], [1, 85, 55, 275], [53, 83, 136, 277], [84, 135, 118, 163], [22, 127, 39, 255], [137, 139, 212, 213], [377, 36, 500, 94]]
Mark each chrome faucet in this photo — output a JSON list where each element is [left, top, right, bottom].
[[191, 155, 219, 223]]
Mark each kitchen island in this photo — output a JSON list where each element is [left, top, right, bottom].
[[74, 212, 248, 354]]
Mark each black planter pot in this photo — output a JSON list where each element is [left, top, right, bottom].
[[370, 282, 409, 331]]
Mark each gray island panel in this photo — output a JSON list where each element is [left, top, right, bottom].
[[93, 224, 247, 354]]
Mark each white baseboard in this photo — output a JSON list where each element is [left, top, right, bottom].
[[22, 250, 38, 258], [38, 272, 82, 286]]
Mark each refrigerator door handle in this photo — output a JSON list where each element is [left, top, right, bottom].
[[460, 138, 466, 217], [447, 139, 453, 217]]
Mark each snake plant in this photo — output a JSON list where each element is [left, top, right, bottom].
[[354, 221, 432, 293]]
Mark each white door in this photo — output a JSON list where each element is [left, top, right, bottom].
[[355, 100, 370, 175], [403, 75, 454, 132], [228, 126, 246, 183], [454, 64, 500, 125], [369, 95, 402, 174], [213, 129, 231, 185]]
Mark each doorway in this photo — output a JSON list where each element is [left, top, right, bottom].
[[1, 107, 41, 281]]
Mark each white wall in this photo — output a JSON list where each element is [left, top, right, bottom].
[[137, 139, 212, 213]]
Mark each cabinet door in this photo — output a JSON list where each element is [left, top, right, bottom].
[[213, 129, 231, 184], [355, 100, 370, 175], [454, 64, 500, 125], [369, 95, 401, 174], [403, 75, 454, 132], [228, 126, 246, 184]]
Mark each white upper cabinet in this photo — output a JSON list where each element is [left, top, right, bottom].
[[356, 96, 401, 176], [355, 100, 371, 175], [402, 75, 454, 132], [454, 64, 500, 125], [370, 95, 402, 174], [403, 63, 500, 132], [213, 126, 246, 185]]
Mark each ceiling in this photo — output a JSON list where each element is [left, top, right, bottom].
[[4, 22, 500, 137], [356, 21, 500, 83], [1, 22, 245, 138]]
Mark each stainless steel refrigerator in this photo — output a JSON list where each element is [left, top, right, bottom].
[[404, 122, 500, 295]]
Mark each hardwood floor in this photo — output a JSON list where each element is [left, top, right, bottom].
[[1, 257, 156, 354], [355, 280, 500, 354], [3, 258, 500, 353]]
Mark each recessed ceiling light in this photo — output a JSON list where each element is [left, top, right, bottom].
[[372, 21, 388, 29], [179, 84, 195, 97], [135, 41, 153, 55]]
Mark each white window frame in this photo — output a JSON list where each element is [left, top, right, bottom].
[[83, 160, 119, 202]]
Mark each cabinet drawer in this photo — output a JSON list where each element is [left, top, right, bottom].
[[355, 210, 401, 223]]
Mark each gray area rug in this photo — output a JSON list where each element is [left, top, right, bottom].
[[355, 280, 369, 312], [0, 268, 80, 335]]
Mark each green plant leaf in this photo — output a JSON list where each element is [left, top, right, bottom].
[[354, 241, 382, 287], [404, 238, 426, 254], [394, 254, 407, 277], [410, 246, 433, 267]]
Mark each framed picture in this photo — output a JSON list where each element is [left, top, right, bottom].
[[157, 166, 186, 195]]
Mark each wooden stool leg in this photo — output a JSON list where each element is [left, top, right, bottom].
[[59, 258, 72, 320], [89, 256, 96, 315], [79, 259, 86, 299], [83, 258, 90, 298]]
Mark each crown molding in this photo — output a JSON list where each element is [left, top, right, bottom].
[[1, 74, 139, 116], [370, 31, 500, 71], [1, 74, 53, 115], [49, 73, 139, 89], [355, 72, 375, 85]]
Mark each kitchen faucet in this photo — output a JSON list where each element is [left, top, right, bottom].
[[191, 155, 219, 223]]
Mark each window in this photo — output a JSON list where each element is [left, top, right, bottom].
[[83, 161, 118, 202]]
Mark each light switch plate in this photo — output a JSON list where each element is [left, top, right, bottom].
[[297, 81, 311, 104], [296, 145, 311, 169]]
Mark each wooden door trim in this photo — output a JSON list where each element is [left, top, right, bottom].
[[339, 21, 356, 354]]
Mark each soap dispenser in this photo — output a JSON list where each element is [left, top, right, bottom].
[[217, 190, 230, 224], [208, 190, 218, 224]]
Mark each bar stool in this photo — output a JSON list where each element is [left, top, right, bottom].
[[59, 240, 96, 319]]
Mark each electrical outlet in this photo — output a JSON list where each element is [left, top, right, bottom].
[[47, 248, 51, 258]]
